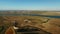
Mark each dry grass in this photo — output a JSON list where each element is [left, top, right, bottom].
[[0, 11, 60, 34]]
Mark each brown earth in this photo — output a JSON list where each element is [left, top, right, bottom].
[[0, 16, 60, 34], [43, 18, 60, 34]]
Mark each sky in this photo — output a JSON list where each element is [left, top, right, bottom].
[[0, 0, 60, 10]]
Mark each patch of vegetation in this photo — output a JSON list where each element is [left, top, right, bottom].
[[0, 26, 4, 33]]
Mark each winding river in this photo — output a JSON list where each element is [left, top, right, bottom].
[[0, 14, 60, 18]]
